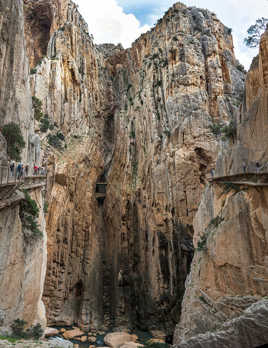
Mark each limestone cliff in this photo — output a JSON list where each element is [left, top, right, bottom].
[[25, 0, 245, 332], [0, 188, 47, 331], [174, 29, 268, 347], [0, 0, 35, 163], [0, 0, 47, 332], [0, 0, 248, 336]]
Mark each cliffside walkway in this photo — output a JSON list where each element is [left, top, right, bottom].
[[0, 166, 47, 210], [209, 172, 268, 187]]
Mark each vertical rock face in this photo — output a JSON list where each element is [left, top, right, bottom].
[[102, 4, 244, 329], [0, 0, 47, 331], [0, 0, 247, 335], [0, 189, 47, 330], [0, 0, 34, 162], [174, 29, 268, 347], [31, 0, 245, 332]]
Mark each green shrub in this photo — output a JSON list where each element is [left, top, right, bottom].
[[43, 201, 48, 214], [20, 190, 42, 239], [2, 122, 25, 161], [30, 68, 37, 74], [29, 323, 43, 340], [11, 319, 43, 340], [209, 122, 223, 136], [209, 120, 236, 141], [197, 233, 208, 251], [208, 216, 224, 228], [0, 335, 18, 343], [40, 114, 50, 132], [32, 96, 43, 121], [56, 131, 65, 141], [47, 133, 63, 149], [11, 319, 27, 338], [221, 120, 236, 140], [130, 129, 135, 139]]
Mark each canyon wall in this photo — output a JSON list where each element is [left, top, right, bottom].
[[0, 0, 47, 332], [174, 29, 268, 347], [0, 187, 47, 331], [1, 0, 253, 336], [25, 0, 245, 332], [0, 0, 34, 162]]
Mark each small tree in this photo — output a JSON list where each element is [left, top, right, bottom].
[[222, 119, 236, 142], [244, 18, 268, 48], [2, 122, 25, 161], [20, 190, 42, 239], [32, 96, 43, 120]]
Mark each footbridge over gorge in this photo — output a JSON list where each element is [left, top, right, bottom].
[[0, 166, 47, 210]]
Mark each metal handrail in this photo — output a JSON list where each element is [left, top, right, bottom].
[[0, 165, 47, 186]]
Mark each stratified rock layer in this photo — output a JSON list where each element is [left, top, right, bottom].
[[174, 29, 268, 346]]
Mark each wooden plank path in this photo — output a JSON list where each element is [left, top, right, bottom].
[[209, 172, 268, 187]]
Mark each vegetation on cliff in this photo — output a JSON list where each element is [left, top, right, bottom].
[[20, 190, 42, 239], [1, 122, 25, 161]]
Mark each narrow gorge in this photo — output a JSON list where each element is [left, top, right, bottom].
[[0, 0, 267, 347]]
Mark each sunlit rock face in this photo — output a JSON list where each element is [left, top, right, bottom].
[[174, 29, 268, 347], [21, 0, 246, 332]]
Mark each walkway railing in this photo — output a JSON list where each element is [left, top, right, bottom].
[[209, 172, 268, 186], [0, 165, 46, 186]]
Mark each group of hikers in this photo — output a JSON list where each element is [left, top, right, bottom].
[[9, 161, 46, 180], [210, 161, 264, 178]]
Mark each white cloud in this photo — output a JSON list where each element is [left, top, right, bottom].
[[73, 0, 150, 48]]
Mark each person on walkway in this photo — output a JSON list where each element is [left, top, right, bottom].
[[34, 164, 38, 175], [256, 162, 260, 173], [10, 161, 15, 177], [210, 169, 215, 178], [243, 161, 246, 173], [21, 164, 24, 179], [25, 164, 29, 177], [17, 163, 22, 179]]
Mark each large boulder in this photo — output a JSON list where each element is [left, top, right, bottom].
[[45, 327, 59, 337], [104, 332, 137, 348], [63, 328, 84, 339]]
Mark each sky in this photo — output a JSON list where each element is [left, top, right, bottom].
[[74, 0, 268, 69]]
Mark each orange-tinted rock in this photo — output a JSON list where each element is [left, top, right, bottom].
[[22, 0, 245, 333], [63, 328, 84, 339], [174, 28, 268, 346]]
